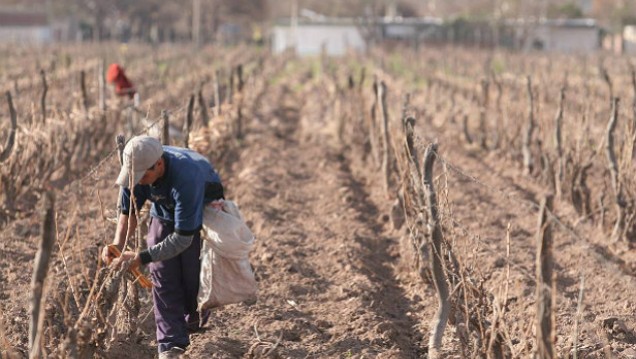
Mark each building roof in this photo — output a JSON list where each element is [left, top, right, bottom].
[[378, 16, 443, 26], [506, 18, 597, 28], [275, 16, 443, 27], [0, 10, 47, 27], [276, 15, 596, 29]]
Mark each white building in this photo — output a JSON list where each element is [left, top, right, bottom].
[[0, 10, 51, 44], [271, 16, 444, 56], [624, 25, 636, 55], [511, 18, 599, 53], [272, 18, 366, 56]]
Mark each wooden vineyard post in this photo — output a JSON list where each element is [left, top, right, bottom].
[[353, 66, 365, 132], [605, 97, 626, 241], [601, 67, 613, 105], [40, 69, 48, 123], [491, 72, 503, 149], [404, 117, 421, 182], [462, 113, 473, 144], [236, 64, 244, 93], [236, 64, 244, 139], [357, 67, 367, 130], [535, 194, 555, 358], [335, 85, 344, 145], [377, 81, 391, 195], [197, 82, 209, 127], [423, 143, 449, 358], [401, 92, 410, 121], [162, 110, 170, 146], [401, 94, 421, 189], [227, 67, 234, 105], [29, 192, 55, 359], [116, 134, 126, 165], [403, 116, 425, 220], [183, 95, 195, 148], [80, 70, 89, 114], [623, 66, 636, 170], [522, 76, 535, 175], [369, 80, 381, 167], [358, 67, 366, 93], [478, 78, 489, 149], [402, 114, 428, 246], [98, 59, 106, 111], [631, 67, 636, 162], [0, 91, 17, 163], [554, 85, 565, 199], [213, 70, 221, 118]]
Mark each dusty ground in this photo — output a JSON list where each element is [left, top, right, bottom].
[[2, 53, 636, 359]]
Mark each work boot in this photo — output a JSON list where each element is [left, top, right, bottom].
[[158, 346, 185, 359]]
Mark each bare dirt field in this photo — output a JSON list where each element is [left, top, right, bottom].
[[2, 45, 636, 358]]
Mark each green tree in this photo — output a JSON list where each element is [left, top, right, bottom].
[[548, 2, 584, 18]]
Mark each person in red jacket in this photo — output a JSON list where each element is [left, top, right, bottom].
[[106, 63, 136, 99]]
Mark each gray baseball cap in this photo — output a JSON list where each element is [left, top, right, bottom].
[[116, 135, 163, 187]]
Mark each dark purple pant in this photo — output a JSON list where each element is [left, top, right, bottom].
[[147, 217, 201, 353]]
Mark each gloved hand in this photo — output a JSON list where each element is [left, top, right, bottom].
[[101, 245, 118, 264], [111, 251, 141, 272]]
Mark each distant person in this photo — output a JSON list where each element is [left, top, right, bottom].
[[107, 63, 139, 135], [106, 63, 136, 99]]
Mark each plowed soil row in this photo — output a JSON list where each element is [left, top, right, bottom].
[[187, 68, 428, 358]]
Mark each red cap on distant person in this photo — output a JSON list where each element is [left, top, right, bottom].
[[106, 63, 123, 83]]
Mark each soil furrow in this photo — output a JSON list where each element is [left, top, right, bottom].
[[188, 76, 422, 357]]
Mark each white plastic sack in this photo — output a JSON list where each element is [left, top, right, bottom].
[[198, 200, 257, 310]]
